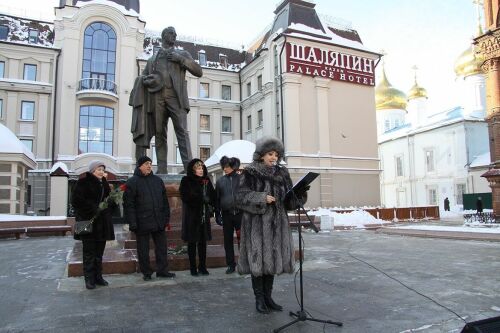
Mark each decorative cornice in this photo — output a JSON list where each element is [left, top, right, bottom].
[[481, 58, 500, 72], [475, 28, 500, 61]]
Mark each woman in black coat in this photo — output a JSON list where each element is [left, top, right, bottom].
[[72, 160, 115, 289], [179, 158, 216, 276]]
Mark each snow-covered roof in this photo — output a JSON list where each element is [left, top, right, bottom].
[[0, 14, 54, 47], [140, 32, 249, 71], [0, 123, 36, 162], [205, 140, 256, 168], [470, 152, 491, 168], [74, 0, 139, 17], [50, 162, 69, 174], [379, 106, 486, 143], [286, 22, 368, 52]]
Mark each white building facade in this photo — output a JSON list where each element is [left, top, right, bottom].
[[0, 0, 382, 213], [376, 39, 490, 210]]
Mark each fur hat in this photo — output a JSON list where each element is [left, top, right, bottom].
[[219, 156, 241, 169], [253, 136, 284, 161], [136, 156, 152, 167], [88, 160, 105, 173]]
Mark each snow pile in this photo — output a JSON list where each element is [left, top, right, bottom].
[[308, 208, 388, 229]]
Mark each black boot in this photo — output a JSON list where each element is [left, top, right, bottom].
[[251, 275, 270, 314], [198, 242, 209, 275], [188, 243, 198, 276], [84, 275, 96, 290], [263, 275, 283, 311], [82, 245, 96, 290], [94, 257, 108, 286]]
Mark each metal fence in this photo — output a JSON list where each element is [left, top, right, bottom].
[[463, 212, 496, 224]]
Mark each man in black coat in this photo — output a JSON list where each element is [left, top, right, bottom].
[[215, 156, 242, 274], [123, 156, 175, 281]]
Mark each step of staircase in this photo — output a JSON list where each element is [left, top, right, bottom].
[[67, 242, 237, 277]]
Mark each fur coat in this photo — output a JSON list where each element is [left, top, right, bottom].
[[236, 161, 300, 276]]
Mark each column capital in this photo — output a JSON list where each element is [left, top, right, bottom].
[[314, 77, 331, 89], [281, 73, 302, 85], [481, 58, 500, 73]]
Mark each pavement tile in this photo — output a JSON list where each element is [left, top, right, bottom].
[[1, 226, 500, 332]]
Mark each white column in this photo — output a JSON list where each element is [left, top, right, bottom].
[[314, 77, 331, 166], [50, 175, 68, 216], [6, 91, 18, 130], [281, 73, 302, 157], [37, 94, 50, 158]]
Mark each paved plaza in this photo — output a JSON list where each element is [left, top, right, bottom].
[[1, 224, 500, 332]]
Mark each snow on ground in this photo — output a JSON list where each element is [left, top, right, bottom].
[[391, 225, 500, 233], [0, 214, 66, 222], [308, 208, 389, 229]]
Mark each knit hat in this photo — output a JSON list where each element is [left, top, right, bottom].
[[136, 156, 152, 167], [88, 160, 105, 173], [253, 136, 284, 161]]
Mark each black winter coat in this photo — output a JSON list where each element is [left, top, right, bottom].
[[215, 170, 241, 215], [72, 173, 115, 241], [123, 168, 170, 233], [179, 159, 215, 242]]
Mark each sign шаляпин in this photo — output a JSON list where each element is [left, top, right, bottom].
[[286, 42, 375, 86]]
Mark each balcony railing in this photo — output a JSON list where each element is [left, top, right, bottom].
[[77, 78, 117, 95]]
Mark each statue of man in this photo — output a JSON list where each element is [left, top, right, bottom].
[[129, 26, 203, 174]]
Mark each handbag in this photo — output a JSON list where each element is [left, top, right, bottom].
[[74, 185, 104, 236], [74, 219, 94, 236]]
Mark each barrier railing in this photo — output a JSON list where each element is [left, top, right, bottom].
[[77, 78, 117, 94], [463, 212, 496, 224]]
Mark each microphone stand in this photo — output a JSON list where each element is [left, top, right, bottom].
[[273, 188, 342, 332]]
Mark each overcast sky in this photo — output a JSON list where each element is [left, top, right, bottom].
[[0, 0, 481, 113]]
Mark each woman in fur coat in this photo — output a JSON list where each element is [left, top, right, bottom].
[[179, 158, 216, 276], [72, 160, 115, 290], [237, 136, 305, 314]]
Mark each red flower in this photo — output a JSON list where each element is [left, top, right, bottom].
[[202, 179, 209, 185], [119, 184, 127, 191]]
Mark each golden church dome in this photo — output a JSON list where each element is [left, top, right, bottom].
[[407, 78, 427, 100], [454, 44, 483, 77], [375, 69, 407, 110]]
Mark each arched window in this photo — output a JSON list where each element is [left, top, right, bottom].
[[79, 105, 114, 155], [81, 22, 116, 93]]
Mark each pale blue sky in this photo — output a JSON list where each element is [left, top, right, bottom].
[[1, 0, 481, 113]]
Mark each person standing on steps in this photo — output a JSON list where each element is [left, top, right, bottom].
[[72, 160, 115, 290], [215, 156, 242, 274], [179, 158, 216, 276], [123, 156, 176, 281]]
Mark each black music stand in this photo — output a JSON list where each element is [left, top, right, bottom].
[[273, 172, 342, 332]]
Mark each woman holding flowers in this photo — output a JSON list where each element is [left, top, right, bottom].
[[72, 160, 115, 290], [179, 159, 216, 276]]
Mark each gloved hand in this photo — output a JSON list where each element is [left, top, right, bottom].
[[215, 216, 223, 226], [129, 225, 137, 233]]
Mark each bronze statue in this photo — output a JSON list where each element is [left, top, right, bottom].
[[129, 26, 203, 174]]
